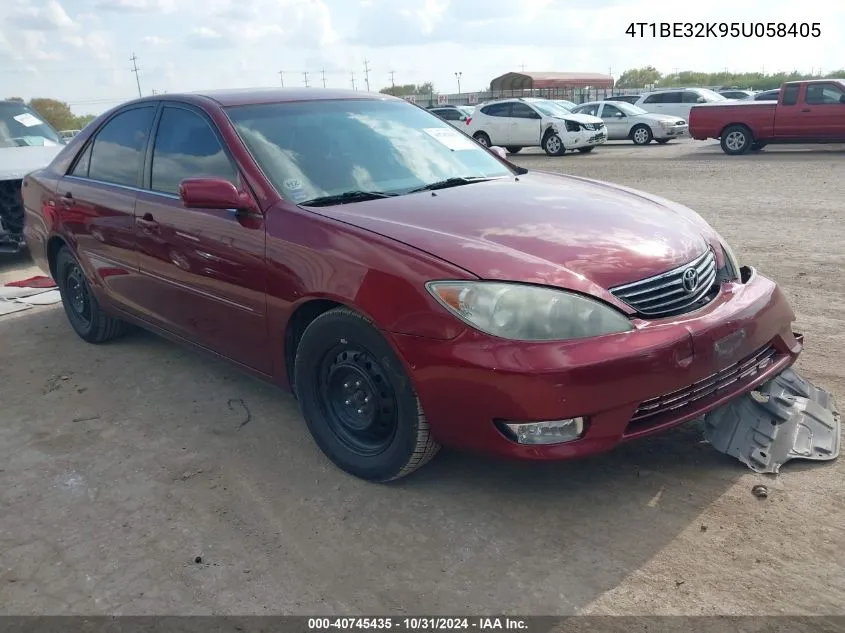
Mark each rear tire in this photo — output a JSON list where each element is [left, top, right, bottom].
[[577, 147, 595, 153], [720, 124, 753, 155], [542, 132, 566, 156], [55, 246, 127, 343], [473, 132, 491, 147], [293, 307, 440, 482], [631, 124, 653, 145], [505, 146, 523, 154]]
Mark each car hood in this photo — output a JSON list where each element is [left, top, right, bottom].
[[553, 112, 604, 125], [0, 145, 63, 180], [314, 172, 723, 305]]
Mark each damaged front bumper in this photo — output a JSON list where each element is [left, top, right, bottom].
[[704, 367, 841, 473], [0, 178, 25, 254]]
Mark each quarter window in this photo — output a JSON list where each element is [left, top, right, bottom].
[[87, 107, 156, 187], [151, 107, 238, 195]]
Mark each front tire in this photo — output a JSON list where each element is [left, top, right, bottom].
[[720, 124, 753, 155], [293, 307, 440, 482], [631, 124, 653, 145], [55, 246, 127, 343], [473, 132, 491, 147], [543, 132, 566, 156]]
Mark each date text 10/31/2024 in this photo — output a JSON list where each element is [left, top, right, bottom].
[[626, 22, 821, 38], [308, 618, 528, 630]]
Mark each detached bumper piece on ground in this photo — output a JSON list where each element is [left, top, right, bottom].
[[704, 368, 841, 473]]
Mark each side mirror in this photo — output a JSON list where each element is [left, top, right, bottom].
[[179, 177, 255, 211], [489, 146, 508, 160]]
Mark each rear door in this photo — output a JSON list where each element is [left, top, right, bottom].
[[133, 103, 271, 373], [509, 102, 542, 145], [56, 105, 156, 313], [770, 84, 803, 138], [801, 82, 845, 140], [478, 103, 512, 145], [639, 92, 667, 115]]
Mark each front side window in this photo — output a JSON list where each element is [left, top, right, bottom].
[[805, 83, 845, 105], [510, 103, 539, 119], [226, 99, 513, 204], [601, 104, 624, 118], [575, 104, 599, 116], [0, 102, 64, 148], [88, 107, 156, 187], [151, 106, 238, 195]]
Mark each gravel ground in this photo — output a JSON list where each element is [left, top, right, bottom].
[[1, 139, 843, 616]]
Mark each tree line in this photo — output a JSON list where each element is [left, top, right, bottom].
[[5, 97, 96, 132], [615, 66, 845, 90]]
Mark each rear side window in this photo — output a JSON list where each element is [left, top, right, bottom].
[[480, 103, 511, 117], [150, 106, 238, 195], [435, 109, 461, 121], [88, 107, 156, 187], [781, 85, 800, 106], [682, 91, 704, 103], [642, 93, 664, 104]]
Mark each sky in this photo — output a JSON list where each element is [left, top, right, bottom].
[[0, 0, 842, 115]]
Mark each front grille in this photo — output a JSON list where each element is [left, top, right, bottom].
[[609, 248, 718, 318], [629, 344, 779, 428], [582, 122, 605, 132]]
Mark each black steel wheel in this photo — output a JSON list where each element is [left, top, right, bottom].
[[55, 246, 127, 343], [294, 307, 439, 481], [473, 132, 491, 147]]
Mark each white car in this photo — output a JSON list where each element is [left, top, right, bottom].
[[571, 101, 689, 145], [464, 97, 607, 156], [427, 105, 474, 130], [633, 88, 730, 119]]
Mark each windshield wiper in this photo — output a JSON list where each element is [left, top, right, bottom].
[[298, 190, 397, 207], [406, 176, 498, 193]]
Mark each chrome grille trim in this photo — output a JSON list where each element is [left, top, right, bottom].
[[630, 345, 779, 424], [609, 248, 719, 317]]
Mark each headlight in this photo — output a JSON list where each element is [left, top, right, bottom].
[[721, 241, 741, 280], [426, 281, 633, 341], [564, 119, 582, 132]]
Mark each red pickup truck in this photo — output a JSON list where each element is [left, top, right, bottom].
[[688, 79, 845, 154]]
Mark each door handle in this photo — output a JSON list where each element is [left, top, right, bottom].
[[59, 191, 73, 206], [136, 212, 160, 232]]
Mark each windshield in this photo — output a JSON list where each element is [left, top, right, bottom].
[[553, 100, 576, 111], [529, 100, 572, 117], [611, 101, 648, 115], [0, 102, 64, 148], [697, 89, 727, 102], [226, 99, 513, 203]]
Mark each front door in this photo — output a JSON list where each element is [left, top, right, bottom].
[[802, 82, 845, 140], [598, 103, 629, 139], [56, 105, 157, 313], [770, 84, 804, 138], [508, 102, 542, 146], [133, 104, 271, 374]]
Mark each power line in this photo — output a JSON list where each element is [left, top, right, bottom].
[[129, 52, 142, 98], [363, 59, 371, 92]]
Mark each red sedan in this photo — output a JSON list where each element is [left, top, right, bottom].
[[21, 89, 802, 481]]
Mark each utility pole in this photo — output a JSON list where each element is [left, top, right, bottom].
[[303, 71, 310, 87], [321, 69, 327, 88], [389, 70, 395, 89], [278, 70, 284, 86], [454, 71, 462, 94], [351, 71, 356, 90], [519, 63, 526, 72], [672, 67, 679, 85], [129, 52, 142, 97], [363, 59, 371, 92]]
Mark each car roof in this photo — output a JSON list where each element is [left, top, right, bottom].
[[119, 88, 401, 109]]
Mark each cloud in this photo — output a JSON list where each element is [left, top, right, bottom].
[[93, 0, 177, 13], [186, 26, 233, 49], [8, 0, 75, 31], [141, 35, 171, 46]]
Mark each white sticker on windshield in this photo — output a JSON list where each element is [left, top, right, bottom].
[[423, 127, 477, 151], [13, 112, 44, 128]]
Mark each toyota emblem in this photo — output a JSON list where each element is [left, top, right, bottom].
[[681, 267, 699, 293]]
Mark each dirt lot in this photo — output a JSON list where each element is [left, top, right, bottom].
[[1, 139, 844, 616]]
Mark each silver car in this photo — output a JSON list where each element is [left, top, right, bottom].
[[571, 100, 689, 145]]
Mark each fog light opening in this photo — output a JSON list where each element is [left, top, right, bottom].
[[497, 418, 586, 445]]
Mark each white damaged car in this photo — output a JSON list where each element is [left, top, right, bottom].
[[0, 100, 65, 253], [464, 97, 607, 156]]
